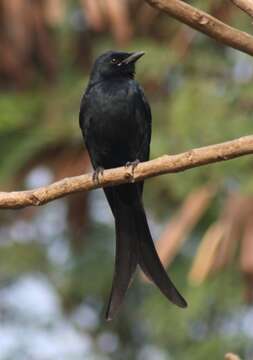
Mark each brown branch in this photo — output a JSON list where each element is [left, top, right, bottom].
[[231, 0, 253, 18], [145, 0, 253, 56], [1, 135, 253, 209]]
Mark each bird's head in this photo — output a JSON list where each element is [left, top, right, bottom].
[[90, 50, 145, 82]]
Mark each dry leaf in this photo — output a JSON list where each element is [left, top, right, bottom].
[[189, 221, 226, 285], [104, 0, 133, 45]]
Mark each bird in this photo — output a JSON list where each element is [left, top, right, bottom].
[[79, 50, 187, 320]]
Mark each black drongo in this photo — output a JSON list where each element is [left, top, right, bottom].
[[79, 50, 187, 320]]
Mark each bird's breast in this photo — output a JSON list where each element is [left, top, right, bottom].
[[91, 82, 137, 141], [84, 79, 145, 167]]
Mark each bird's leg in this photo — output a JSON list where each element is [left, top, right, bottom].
[[92, 166, 104, 184], [125, 159, 140, 175]]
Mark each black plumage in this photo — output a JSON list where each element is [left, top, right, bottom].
[[79, 50, 187, 320]]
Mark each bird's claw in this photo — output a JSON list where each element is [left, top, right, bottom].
[[92, 167, 104, 184], [125, 159, 140, 175]]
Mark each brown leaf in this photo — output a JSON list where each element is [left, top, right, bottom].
[[43, 0, 65, 26], [189, 221, 226, 285], [240, 211, 253, 274], [189, 193, 251, 284], [156, 185, 217, 266], [104, 0, 133, 45], [211, 194, 246, 270], [80, 0, 106, 32]]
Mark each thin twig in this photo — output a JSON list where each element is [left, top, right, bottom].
[[145, 0, 253, 56], [231, 0, 253, 18], [0, 135, 253, 209]]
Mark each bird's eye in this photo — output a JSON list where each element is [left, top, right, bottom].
[[111, 58, 117, 64]]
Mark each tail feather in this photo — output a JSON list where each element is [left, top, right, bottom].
[[105, 193, 138, 321], [136, 205, 187, 308], [105, 185, 187, 321]]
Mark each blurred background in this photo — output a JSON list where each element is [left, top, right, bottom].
[[1, 0, 253, 359]]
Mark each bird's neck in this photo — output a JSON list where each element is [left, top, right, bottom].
[[89, 72, 135, 87]]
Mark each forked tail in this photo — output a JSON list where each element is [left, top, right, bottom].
[[105, 185, 187, 321]]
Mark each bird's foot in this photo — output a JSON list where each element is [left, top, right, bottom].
[[92, 166, 104, 184], [125, 159, 140, 179]]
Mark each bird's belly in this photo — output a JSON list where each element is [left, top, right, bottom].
[[92, 106, 139, 167]]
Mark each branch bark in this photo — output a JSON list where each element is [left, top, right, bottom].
[[231, 0, 253, 18], [1, 135, 253, 209], [145, 0, 253, 56]]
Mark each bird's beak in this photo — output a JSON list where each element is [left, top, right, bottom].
[[122, 51, 145, 65]]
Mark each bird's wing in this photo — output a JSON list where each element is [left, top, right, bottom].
[[79, 93, 99, 169], [79, 93, 94, 139], [132, 85, 152, 195], [135, 85, 152, 162], [79, 93, 87, 130]]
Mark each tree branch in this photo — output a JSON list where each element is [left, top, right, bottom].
[[1, 135, 253, 209], [231, 0, 253, 18], [145, 0, 253, 56]]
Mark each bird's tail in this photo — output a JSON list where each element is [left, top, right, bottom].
[[105, 184, 187, 321]]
